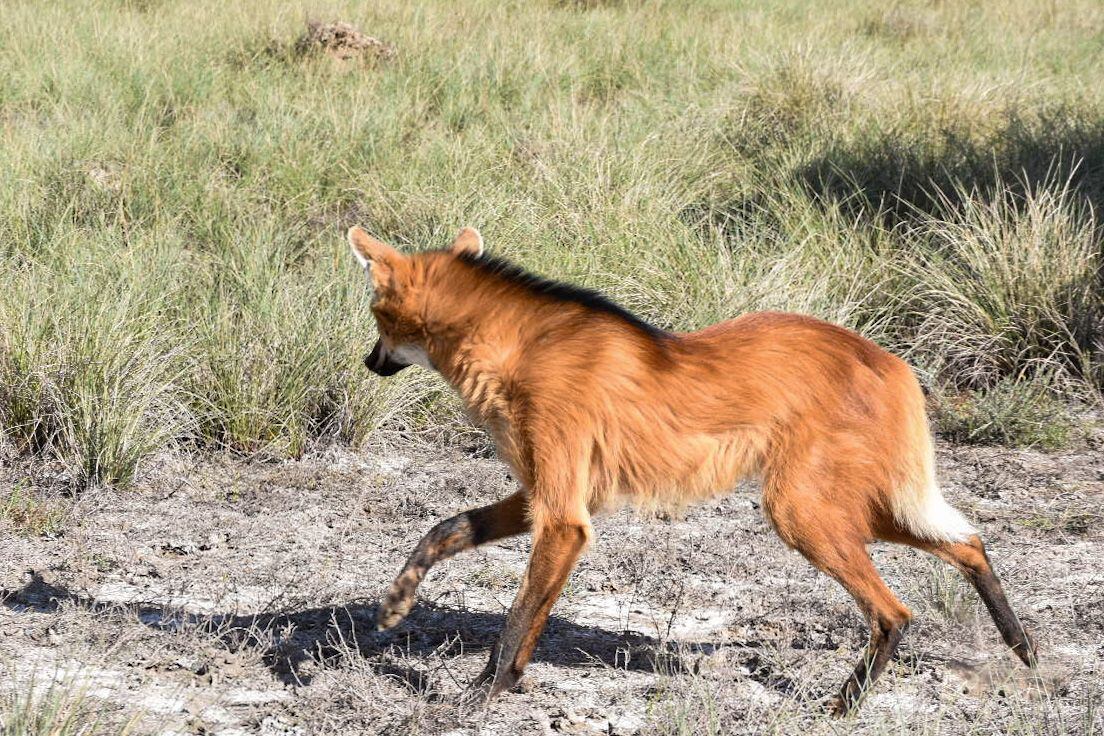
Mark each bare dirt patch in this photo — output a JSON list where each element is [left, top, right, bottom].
[[1, 438, 1102, 734]]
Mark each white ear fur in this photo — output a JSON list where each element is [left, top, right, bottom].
[[348, 226, 371, 269], [466, 229, 484, 257], [450, 226, 484, 258]]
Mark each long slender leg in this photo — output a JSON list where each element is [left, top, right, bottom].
[[887, 531, 1038, 667], [787, 534, 913, 716], [466, 521, 588, 700], [834, 602, 908, 716], [767, 479, 913, 717], [377, 491, 530, 630]]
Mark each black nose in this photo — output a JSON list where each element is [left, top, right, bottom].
[[364, 341, 409, 377]]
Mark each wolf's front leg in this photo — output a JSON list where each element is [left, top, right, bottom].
[[377, 491, 529, 630], [465, 520, 588, 700]]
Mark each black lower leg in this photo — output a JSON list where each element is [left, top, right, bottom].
[[833, 620, 906, 716], [968, 568, 1037, 666], [910, 536, 1038, 669], [377, 492, 529, 630]]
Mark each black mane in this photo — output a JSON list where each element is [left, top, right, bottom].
[[457, 252, 668, 339]]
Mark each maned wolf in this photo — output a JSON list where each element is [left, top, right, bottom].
[[348, 225, 1037, 714]]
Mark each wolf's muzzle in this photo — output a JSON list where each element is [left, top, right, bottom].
[[364, 340, 410, 377]]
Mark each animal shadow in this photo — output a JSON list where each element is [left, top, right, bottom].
[[1, 573, 783, 698]]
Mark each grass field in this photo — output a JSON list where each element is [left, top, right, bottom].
[[1, 0, 1101, 487], [0, 1, 1103, 733]]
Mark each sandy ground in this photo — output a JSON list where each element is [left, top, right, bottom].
[[1, 436, 1102, 735]]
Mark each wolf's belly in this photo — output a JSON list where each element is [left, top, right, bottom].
[[589, 429, 766, 513]]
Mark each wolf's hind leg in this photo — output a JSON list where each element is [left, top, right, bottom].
[[882, 529, 1038, 667], [377, 491, 530, 630], [769, 495, 912, 717], [801, 539, 912, 716]]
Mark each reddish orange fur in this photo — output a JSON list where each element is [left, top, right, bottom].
[[350, 226, 1036, 712]]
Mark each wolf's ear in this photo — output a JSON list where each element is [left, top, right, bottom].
[[449, 226, 484, 258], [348, 226, 399, 269], [348, 226, 403, 291]]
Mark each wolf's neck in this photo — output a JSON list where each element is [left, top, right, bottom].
[[432, 303, 533, 425], [439, 338, 515, 428]]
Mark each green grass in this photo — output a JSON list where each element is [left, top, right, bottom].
[[0, 677, 134, 736], [0, 0, 1102, 487], [932, 378, 1085, 449], [0, 484, 65, 537], [915, 558, 977, 625]]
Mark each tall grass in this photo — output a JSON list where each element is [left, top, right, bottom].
[[902, 179, 1102, 391], [0, 677, 136, 736], [0, 238, 189, 487], [0, 0, 1101, 486]]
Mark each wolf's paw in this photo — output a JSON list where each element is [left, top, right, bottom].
[[455, 680, 493, 709], [375, 582, 416, 631], [1015, 630, 1040, 668], [824, 694, 854, 719]]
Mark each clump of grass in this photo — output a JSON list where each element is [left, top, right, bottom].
[[0, 677, 134, 736], [722, 49, 861, 158], [185, 231, 353, 457], [932, 378, 1083, 449], [915, 558, 976, 624], [0, 485, 66, 537], [0, 246, 190, 489], [647, 669, 726, 736], [901, 178, 1102, 391]]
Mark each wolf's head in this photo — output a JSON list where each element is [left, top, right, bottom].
[[348, 225, 484, 376]]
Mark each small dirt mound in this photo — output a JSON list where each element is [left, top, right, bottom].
[[294, 21, 396, 62]]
